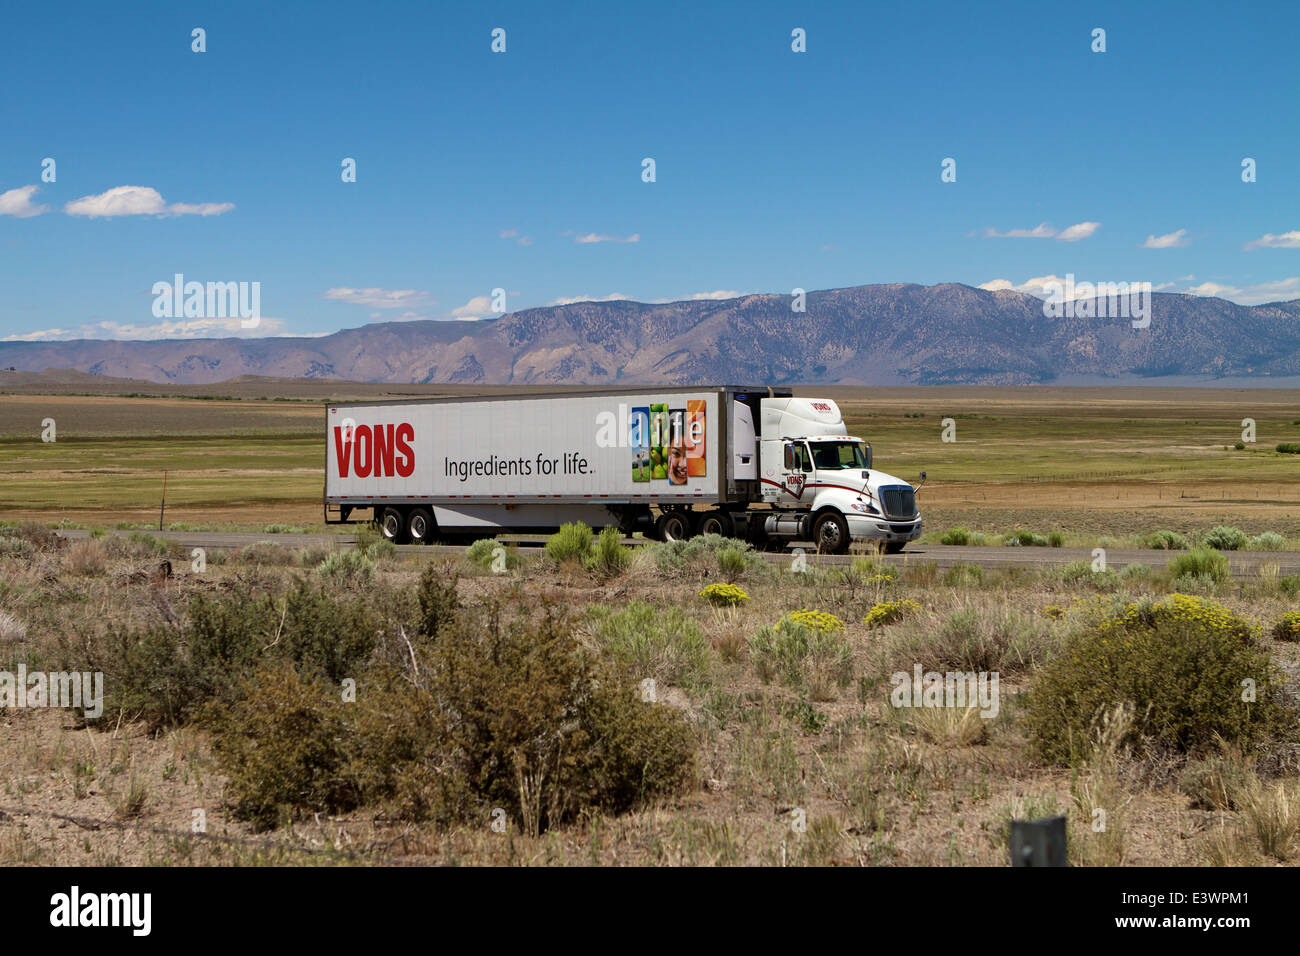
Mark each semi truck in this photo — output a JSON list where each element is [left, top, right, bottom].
[[323, 386, 924, 554]]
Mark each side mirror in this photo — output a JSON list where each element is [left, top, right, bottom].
[[921, 471, 927, 480]]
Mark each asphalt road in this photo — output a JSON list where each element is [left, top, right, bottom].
[[55, 529, 1300, 577]]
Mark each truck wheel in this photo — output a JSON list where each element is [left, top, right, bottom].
[[406, 507, 435, 545], [813, 511, 851, 555], [697, 512, 733, 539], [380, 507, 407, 544], [655, 511, 691, 542]]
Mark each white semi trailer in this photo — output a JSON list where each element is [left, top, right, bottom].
[[323, 386, 924, 554]]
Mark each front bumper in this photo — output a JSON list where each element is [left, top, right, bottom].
[[847, 515, 922, 543]]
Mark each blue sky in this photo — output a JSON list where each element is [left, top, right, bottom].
[[1, 0, 1297, 341]]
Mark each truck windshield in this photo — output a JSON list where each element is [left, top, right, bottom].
[[808, 441, 870, 470]]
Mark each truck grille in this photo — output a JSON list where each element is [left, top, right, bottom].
[[880, 485, 917, 519]]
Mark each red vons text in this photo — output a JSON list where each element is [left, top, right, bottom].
[[334, 423, 415, 478]]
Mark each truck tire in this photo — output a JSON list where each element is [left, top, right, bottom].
[[655, 511, 691, 542], [697, 511, 733, 539], [406, 507, 435, 545], [813, 511, 851, 555], [884, 542, 906, 554], [379, 507, 407, 544]]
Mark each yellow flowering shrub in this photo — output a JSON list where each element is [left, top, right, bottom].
[[1273, 610, 1300, 643], [1026, 594, 1293, 763], [864, 599, 921, 629], [786, 609, 846, 633], [699, 582, 748, 606]]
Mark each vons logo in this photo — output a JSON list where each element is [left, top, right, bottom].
[[333, 420, 415, 478], [810, 401, 833, 414]]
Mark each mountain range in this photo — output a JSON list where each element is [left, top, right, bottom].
[[3, 283, 1299, 386]]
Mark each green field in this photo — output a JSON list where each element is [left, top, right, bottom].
[[2, 386, 1298, 534]]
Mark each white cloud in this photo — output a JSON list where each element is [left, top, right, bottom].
[[1245, 230, 1300, 250], [985, 274, 1300, 306], [2, 316, 288, 342], [574, 232, 640, 244], [324, 287, 432, 309], [1185, 277, 1300, 305], [449, 292, 518, 320], [653, 290, 745, 302], [0, 185, 49, 218], [978, 275, 1072, 297], [2, 327, 73, 341], [1142, 228, 1189, 248], [63, 185, 234, 219], [984, 221, 1099, 241], [165, 202, 236, 217], [984, 222, 1055, 239], [548, 289, 745, 306], [499, 228, 533, 246], [548, 293, 631, 306], [1056, 221, 1101, 242]]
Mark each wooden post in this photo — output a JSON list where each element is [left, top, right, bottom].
[[159, 470, 168, 531]]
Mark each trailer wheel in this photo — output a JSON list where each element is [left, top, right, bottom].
[[697, 512, 733, 539], [655, 511, 691, 542], [406, 507, 435, 545], [380, 507, 407, 544], [813, 511, 851, 555]]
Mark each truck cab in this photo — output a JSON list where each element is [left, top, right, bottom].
[[758, 397, 922, 553]]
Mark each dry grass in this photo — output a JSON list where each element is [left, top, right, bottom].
[[0, 516, 1298, 867]]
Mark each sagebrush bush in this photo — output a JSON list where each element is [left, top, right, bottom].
[[0, 536, 35, 561], [1026, 594, 1295, 763], [1144, 530, 1189, 550], [880, 600, 1055, 675], [416, 563, 460, 640], [208, 661, 359, 830], [546, 521, 594, 563], [368, 539, 397, 562], [1202, 526, 1248, 551], [651, 534, 762, 577], [584, 525, 631, 577], [1052, 560, 1119, 591], [1247, 531, 1286, 551], [237, 541, 299, 566], [316, 548, 376, 584], [748, 617, 852, 700], [465, 537, 519, 571], [414, 602, 696, 833], [1168, 547, 1229, 582], [942, 563, 985, 587], [207, 596, 697, 834], [716, 547, 749, 582], [584, 601, 711, 691], [941, 527, 971, 545], [1004, 530, 1049, 547], [127, 531, 169, 557], [96, 578, 383, 728]]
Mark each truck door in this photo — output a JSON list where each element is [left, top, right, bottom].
[[781, 441, 811, 499]]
